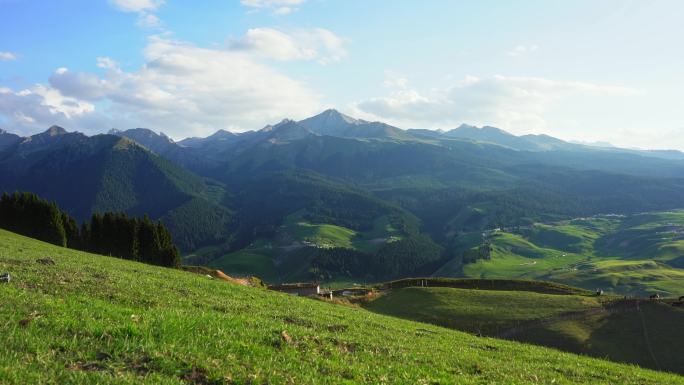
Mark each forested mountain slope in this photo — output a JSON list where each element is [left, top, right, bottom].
[[5, 111, 684, 287]]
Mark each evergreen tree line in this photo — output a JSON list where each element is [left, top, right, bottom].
[[0, 192, 180, 268], [308, 235, 445, 281]]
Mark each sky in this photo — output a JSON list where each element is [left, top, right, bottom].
[[0, 0, 683, 150]]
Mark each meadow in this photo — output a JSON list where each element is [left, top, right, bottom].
[[364, 283, 684, 375], [1, 229, 681, 384], [455, 212, 684, 295]]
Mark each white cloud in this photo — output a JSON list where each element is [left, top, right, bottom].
[[109, 0, 164, 30], [354, 75, 637, 132], [0, 52, 17, 61], [241, 0, 306, 14], [49, 67, 112, 100], [137, 13, 161, 28], [273, 6, 293, 15], [96, 57, 118, 70], [229, 28, 346, 64], [109, 0, 164, 13], [0, 37, 321, 138], [383, 71, 409, 89], [0, 85, 96, 134], [507, 44, 539, 57]]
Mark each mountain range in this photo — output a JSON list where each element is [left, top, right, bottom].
[[4, 109, 684, 288]]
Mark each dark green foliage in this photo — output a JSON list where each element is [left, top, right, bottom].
[[61, 212, 81, 249], [0, 134, 227, 251], [83, 213, 180, 268], [308, 248, 371, 280], [0, 192, 67, 247], [225, 170, 418, 250], [372, 235, 444, 280], [462, 242, 492, 264], [0, 190, 180, 268], [306, 235, 444, 281], [162, 197, 235, 251], [155, 221, 182, 268]]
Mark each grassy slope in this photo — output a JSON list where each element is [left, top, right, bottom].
[[515, 300, 684, 375], [364, 287, 601, 335], [364, 285, 684, 375], [458, 214, 684, 295], [1, 230, 681, 384], [282, 211, 357, 249], [462, 232, 588, 280], [208, 249, 279, 282]]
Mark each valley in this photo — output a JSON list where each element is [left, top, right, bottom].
[[4, 2, 684, 383], [6, 110, 684, 297]]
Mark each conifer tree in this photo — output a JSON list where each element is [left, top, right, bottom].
[[1, 191, 181, 269], [155, 221, 181, 268], [137, 215, 160, 264]]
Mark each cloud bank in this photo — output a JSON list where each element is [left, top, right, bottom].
[[0, 37, 322, 138], [354, 75, 637, 133], [229, 27, 346, 64]]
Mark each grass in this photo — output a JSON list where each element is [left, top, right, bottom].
[[364, 286, 601, 335], [282, 211, 358, 249], [462, 232, 588, 280], [453, 213, 684, 295], [363, 284, 684, 375], [1, 229, 682, 384], [381, 277, 592, 295], [208, 250, 278, 282], [514, 300, 684, 375]]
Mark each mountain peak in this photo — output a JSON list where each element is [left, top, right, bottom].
[[311, 109, 362, 125], [447, 124, 516, 139], [261, 119, 296, 132], [455, 123, 478, 131], [260, 119, 313, 141], [45, 125, 68, 136], [208, 129, 236, 139]]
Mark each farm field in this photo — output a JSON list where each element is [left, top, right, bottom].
[[1, 229, 682, 384], [364, 283, 684, 375]]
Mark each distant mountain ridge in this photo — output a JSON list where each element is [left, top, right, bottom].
[[5, 110, 684, 159], [444, 124, 578, 151], [5, 110, 684, 285]]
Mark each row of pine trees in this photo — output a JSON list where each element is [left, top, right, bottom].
[[0, 192, 181, 268]]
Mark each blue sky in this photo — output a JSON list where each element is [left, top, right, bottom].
[[1, 0, 683, 149]]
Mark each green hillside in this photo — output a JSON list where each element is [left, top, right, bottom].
[[364, 286, 601, 335], [0, 133, 234, 252], [447, 212, 684, 295], [364, 283, 684, 375], [187, 210, 406, 282], [1, 229, 681, 384]]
